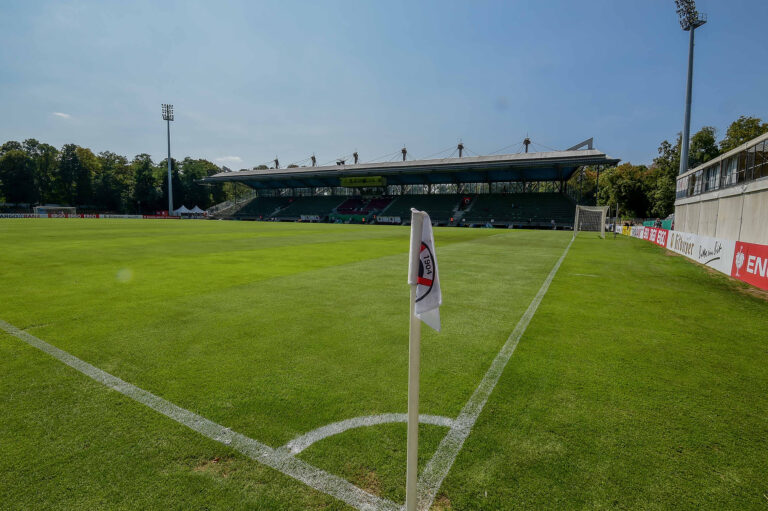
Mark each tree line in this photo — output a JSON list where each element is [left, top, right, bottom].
[[570, 115, 768, 218], [3, 116, 766, 217], [0, 140, 247, 213]]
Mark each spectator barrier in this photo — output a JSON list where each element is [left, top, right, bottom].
[[622, 225, 768, 291]]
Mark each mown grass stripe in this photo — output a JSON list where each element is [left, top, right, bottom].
[[417, 236, 573, 510]]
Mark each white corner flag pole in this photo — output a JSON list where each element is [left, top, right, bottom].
[[405, 209, 424, 511]]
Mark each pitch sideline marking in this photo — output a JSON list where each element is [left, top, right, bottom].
[[281, 413, 454, 455], [0, 319, 401, 511], [417, 236, 573, 510]]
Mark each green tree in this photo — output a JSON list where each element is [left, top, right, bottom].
[[688, 126, 718, 168], [74, 147, 99, 206], [719, 115, 768, 153], [1, 141, 23, 154], [131, 154, 157, 213], [56, 144, 81, 204], [0, 150, 36, 203], [23, 139, 59, 204], [568, 166, 598, 204], [646, 136, 681, 218], [179, 157, 222, 209], [158, 158, 183, 211], [95, 151, 131, 212], [596, 163, 651, 217]]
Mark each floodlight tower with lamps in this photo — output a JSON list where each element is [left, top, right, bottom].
[[676, 0, 707, 176], [162, 103, 174, 215]]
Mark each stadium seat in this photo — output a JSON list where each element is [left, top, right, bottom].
[[381, 195, 461, 224], [272, 196, 347, 219], [463, 193, 575, 226], [230, 197, 291, 219]]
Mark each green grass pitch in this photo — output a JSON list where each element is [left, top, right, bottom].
[[1, 219, 768, 510]]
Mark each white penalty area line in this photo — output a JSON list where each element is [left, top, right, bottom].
[[416, 236, 573, 510], [0, 319, 400, 511]]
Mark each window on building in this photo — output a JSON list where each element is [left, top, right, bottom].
[[704, 163, 720, 191], [721, 155, 738, 187], [737, 150, 748, 183], [755, 140, 768, 180], [693, 169, 704, 195], [746, 145, 756, 181]]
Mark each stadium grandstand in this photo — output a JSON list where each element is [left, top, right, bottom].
[[201, 139, 620, 228]]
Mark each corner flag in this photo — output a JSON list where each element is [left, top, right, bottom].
[[405, 208, 442, 511], [408, 209, 442, 331]]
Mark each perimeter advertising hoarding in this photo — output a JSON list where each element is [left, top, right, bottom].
[[644, 227, 669, 247], [731, 241, 768, 290], [666, 230, 736, 276], [376, 216, 401, 224]]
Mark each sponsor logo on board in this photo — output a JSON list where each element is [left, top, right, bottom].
[[731, 242, 768, 290]]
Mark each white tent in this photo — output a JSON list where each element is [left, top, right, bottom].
[[173, 205, 191, 215], [189, 205, 205, 214]]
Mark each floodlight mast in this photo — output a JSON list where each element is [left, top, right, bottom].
[[676, 0, 706, 176], [162, 104, 174, 215]]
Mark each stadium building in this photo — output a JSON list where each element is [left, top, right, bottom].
[[675, 131, 768, 245], [202, 139, 620, 228]]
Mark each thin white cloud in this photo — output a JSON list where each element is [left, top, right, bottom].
[[215, 156, 243, 164], [52, 112, 71, 119]]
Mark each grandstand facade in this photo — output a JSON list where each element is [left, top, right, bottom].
[[202, 143, 620, 228], [675, 131, 768, 245]]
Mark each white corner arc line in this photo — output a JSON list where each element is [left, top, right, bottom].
[[417, 236, 573, 510], [282, 414, 455, 455], [0, 319, 401, 511]]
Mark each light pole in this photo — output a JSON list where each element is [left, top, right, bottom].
[[676, 0, 706, 176], [162, 103, 174, 215]]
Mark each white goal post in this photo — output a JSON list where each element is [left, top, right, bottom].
[[33, 205, 77, 217], [573, 205, 608, 239]]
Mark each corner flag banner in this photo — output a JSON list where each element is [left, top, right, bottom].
[[408, 209, 442, 331]]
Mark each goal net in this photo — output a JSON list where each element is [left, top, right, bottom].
[[573, 205, 608, 238], [33, 205, 77, 217]]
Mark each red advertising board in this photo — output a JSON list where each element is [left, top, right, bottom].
[[731, 241, 768, 290], [643, 227, 669, 248]]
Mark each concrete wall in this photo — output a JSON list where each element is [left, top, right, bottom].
[[697, 200, 719, 238], [674, 180, 768, 245], [684, 202, 700, 233], [740, 191, 768, 244], [675, 204, 687, 232], [714, 195, 744, 241]]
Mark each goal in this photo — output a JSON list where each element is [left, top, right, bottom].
[[33, 205, 77, 217], [573, 205, 608, 238]]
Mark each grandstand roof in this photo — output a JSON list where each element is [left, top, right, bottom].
[[201, 148, 620, 190]]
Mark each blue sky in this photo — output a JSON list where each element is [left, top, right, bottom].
[[1, 0, 767, 168]]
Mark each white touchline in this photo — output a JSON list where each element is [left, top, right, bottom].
[[281, 413, 455, 455], [416, 237, 573, 510], [0, 319, 401, 511], [1, 236, 572, 511]]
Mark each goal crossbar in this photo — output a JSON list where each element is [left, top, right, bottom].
[[573, 205, 608, 239]]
